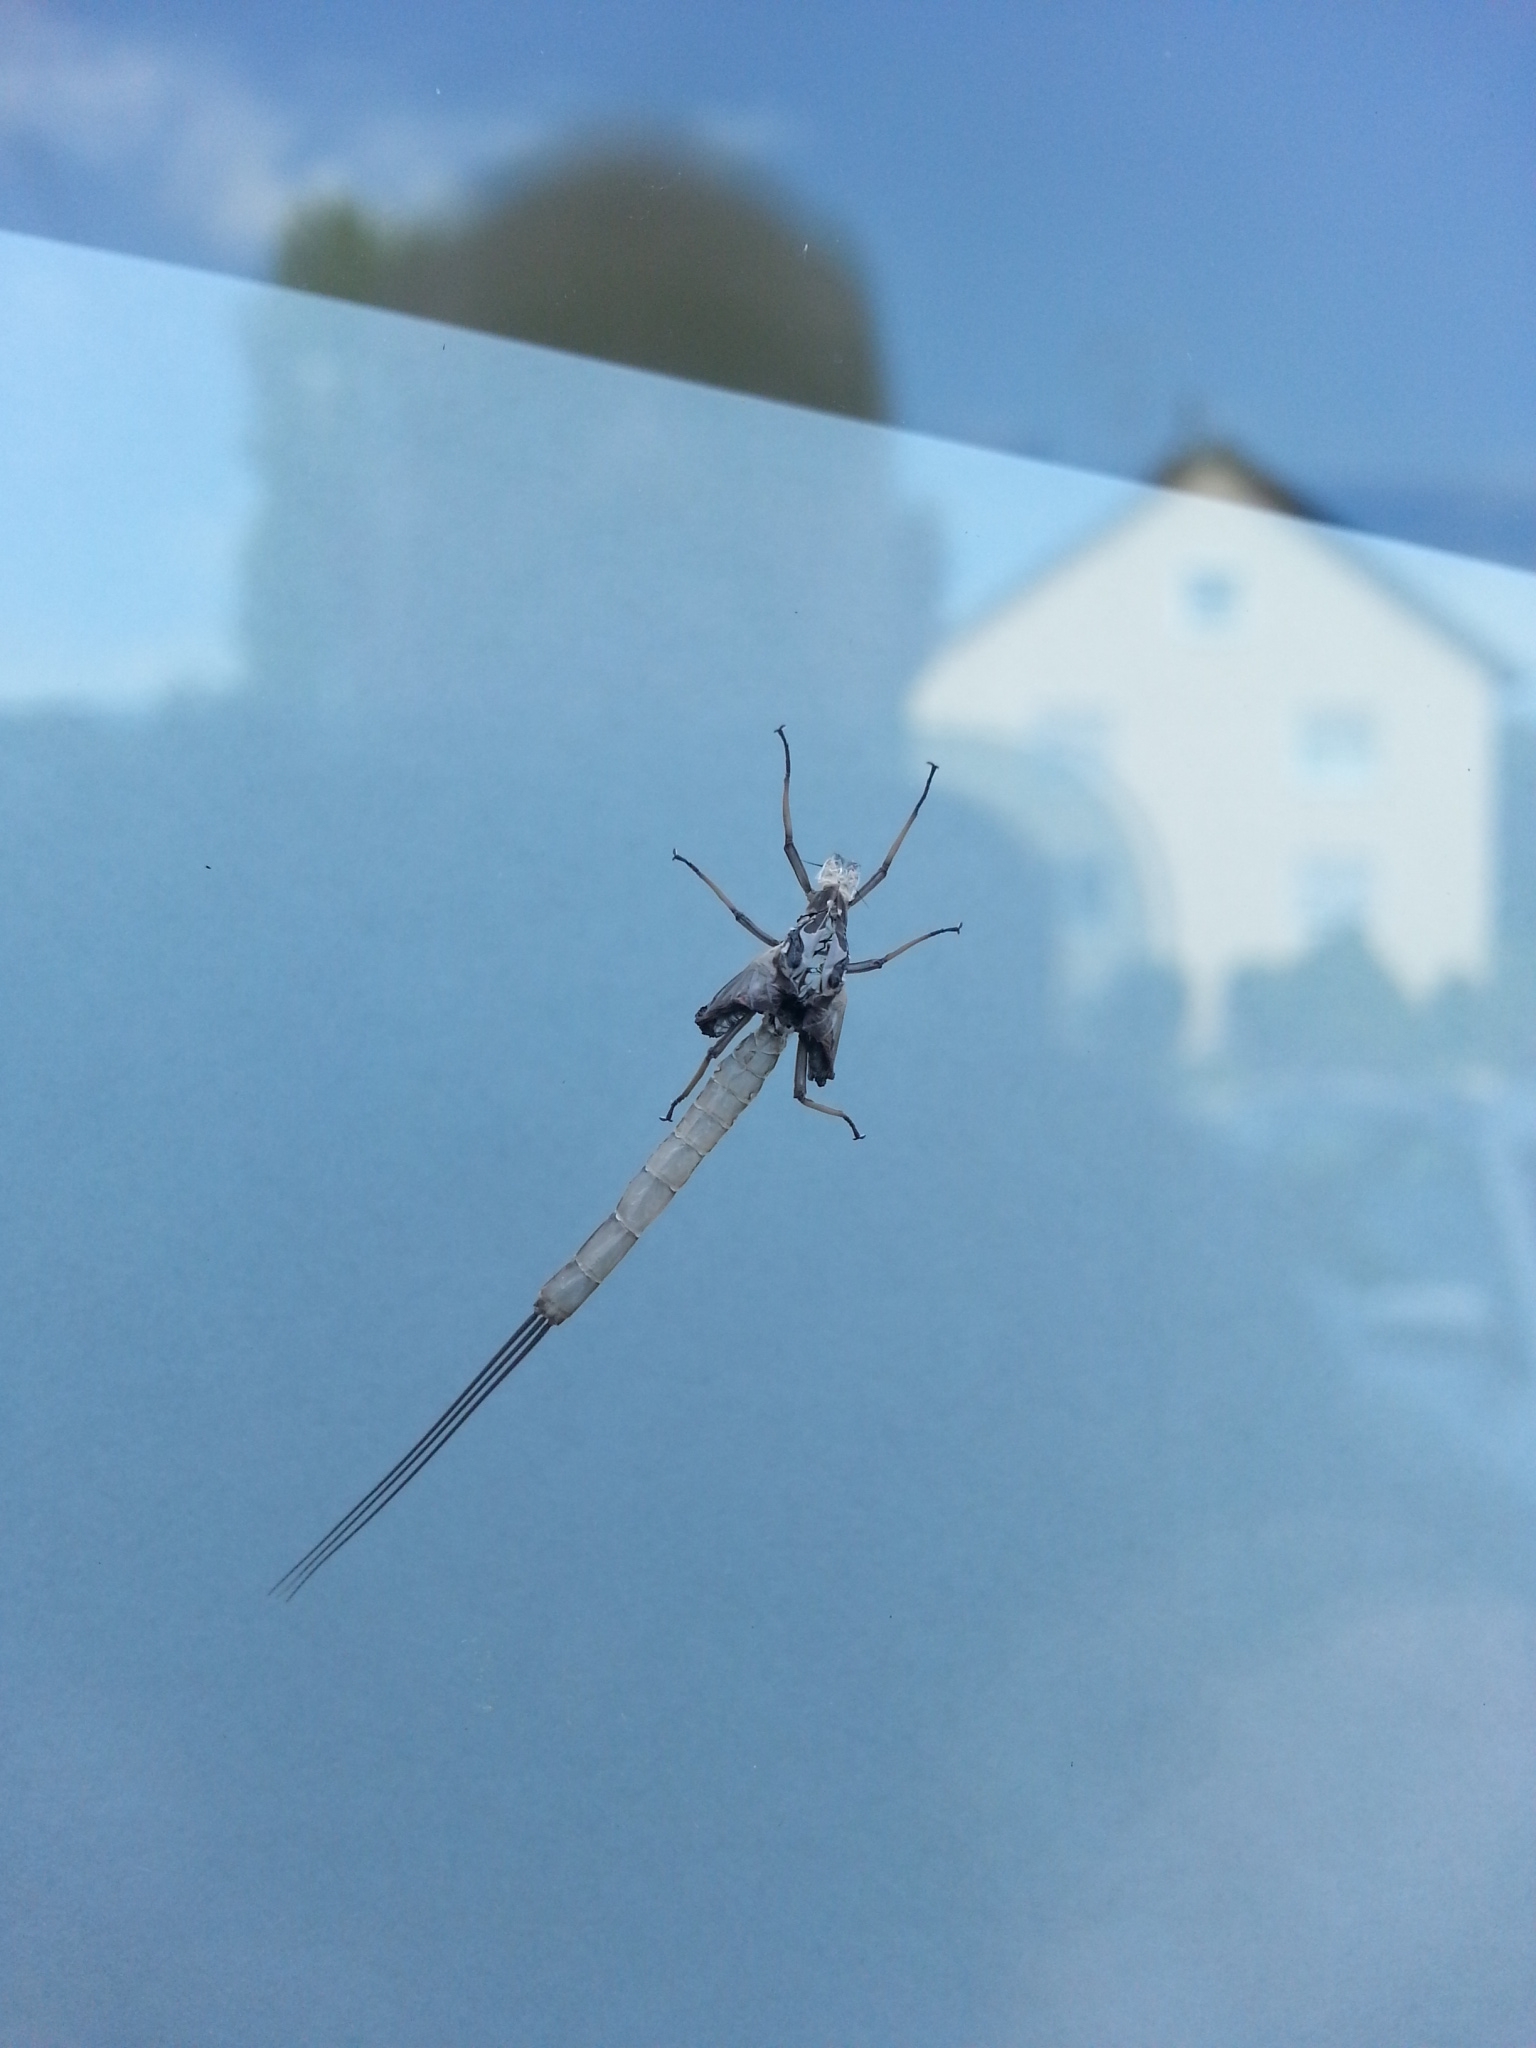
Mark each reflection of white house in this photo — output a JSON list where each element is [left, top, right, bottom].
[[910, 449, 1501, 1048]]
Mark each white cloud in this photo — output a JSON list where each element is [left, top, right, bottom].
[[0, 4, 547, 259]]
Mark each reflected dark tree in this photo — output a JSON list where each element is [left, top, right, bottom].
[[1077, 961, 1186, 1079], [1229, 933, 1414, 1069], [276, 148, 885, 423], [247, 170, 933, 742]]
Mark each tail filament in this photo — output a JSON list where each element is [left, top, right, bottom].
[[271, 1309, 552, 1599]]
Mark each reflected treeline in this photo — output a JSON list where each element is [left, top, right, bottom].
[[1503, 722, 1536, 950], [1078, 930, 1536, 1079], [276, 146, 885, 423], [1073, 937, 1536, 1081], [1226, 932, 1536, 1074]]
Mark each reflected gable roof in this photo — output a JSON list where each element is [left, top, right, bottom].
[[937, 441, 1512, 689]]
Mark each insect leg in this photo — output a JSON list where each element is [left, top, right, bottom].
[[775, 725, 814, 898], [672, 851, 779, 945], [793, 1031, 863, 1140], [664, 1014, 750, 1122], [846, 922, 962, 973], [848, 762, 939, 906]]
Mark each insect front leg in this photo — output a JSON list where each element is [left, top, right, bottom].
[[671, 851, 779, 946], [775, 725, 814, 899], [793, 1032, 863, 1141], [849, 761, 939, 906]]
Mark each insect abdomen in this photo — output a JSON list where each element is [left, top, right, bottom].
[[535, 1023, 787, 1324]]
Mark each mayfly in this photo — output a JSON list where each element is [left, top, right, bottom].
[[273, 729, 959, 1598]]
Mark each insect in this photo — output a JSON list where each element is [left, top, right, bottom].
[[273, 729, 958, 1598]]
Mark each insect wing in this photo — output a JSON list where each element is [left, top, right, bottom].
[[694, 948, 780, 1035]]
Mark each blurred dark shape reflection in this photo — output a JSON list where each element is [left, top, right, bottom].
[[1227, 930, 1536, 1075], [241, 276, 929, 730], [1077, 960, 1186, 1077], [276, 146, 885, 423]]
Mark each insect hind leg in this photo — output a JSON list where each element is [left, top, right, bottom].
[[663, 1015, 749, 1122], [793, 1032, 863, 1140]]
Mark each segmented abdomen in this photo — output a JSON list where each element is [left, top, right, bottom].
[[535, 1022, 787, 1324]]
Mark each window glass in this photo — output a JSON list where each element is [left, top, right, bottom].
[[2, 12, 1535, 2043]]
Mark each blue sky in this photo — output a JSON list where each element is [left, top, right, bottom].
[[2, 0, 1532, 559]]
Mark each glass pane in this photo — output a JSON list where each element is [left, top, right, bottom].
[[2, 224, 1533, 2044]]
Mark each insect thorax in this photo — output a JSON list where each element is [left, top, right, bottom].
[[779, 891, 849, 1003]]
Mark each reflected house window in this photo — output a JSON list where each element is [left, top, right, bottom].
[[1295, 708, 1378, 791], [1297, 853, 1372, 942], [1182, 565, 1241, 629]]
